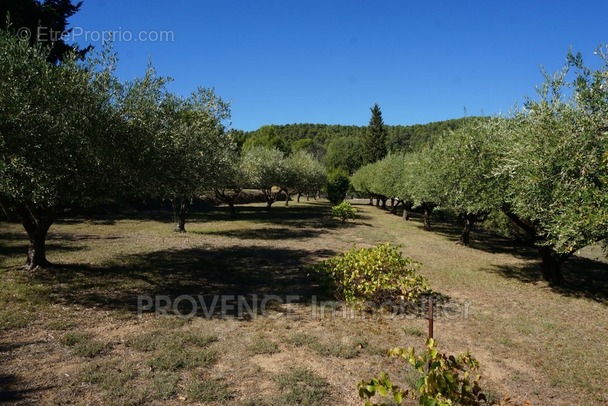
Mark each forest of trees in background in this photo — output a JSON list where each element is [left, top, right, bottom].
[[231, 116, 486, 173]]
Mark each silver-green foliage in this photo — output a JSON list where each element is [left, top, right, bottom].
[[241, 146, 286, 207], [497, 48, 608, 257]]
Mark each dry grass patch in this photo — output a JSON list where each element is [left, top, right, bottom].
[[249, 334, 281, 355], [185, 377, 232, 403], [273, 367, 330, 406], [60, 331, 107, 358]]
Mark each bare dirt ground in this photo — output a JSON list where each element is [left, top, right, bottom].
[[1, 200, 607, 405]]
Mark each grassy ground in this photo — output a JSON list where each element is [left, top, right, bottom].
[[1, 200, 607, 405]]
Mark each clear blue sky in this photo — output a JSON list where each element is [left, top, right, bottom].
[[69, 0, 608, 131]]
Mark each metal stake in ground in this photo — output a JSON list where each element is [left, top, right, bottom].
[[428, 296, 434, 340]]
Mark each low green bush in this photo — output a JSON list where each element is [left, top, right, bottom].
[[358, 338, 487, 406], [332, 201, 357, 223], [313, 243, 429, 304], [326, 168, 350, 204]]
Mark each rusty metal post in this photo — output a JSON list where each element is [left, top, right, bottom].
[[428, 296, 434, 340]]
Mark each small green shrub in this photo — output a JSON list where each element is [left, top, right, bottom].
[[314, 243, 429, 304], [332, 201, 357, 223], [358, 338, 487, 406], [326, 168, 350, 204]]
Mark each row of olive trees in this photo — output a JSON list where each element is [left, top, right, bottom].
[[0, 32, 232, 268], [351, 49, 608, 285], [237, 147, 327, 209]]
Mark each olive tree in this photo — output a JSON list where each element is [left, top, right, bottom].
[[350, 163, 377, 205], [401, 150, 440, 231], [157, 89, 230, 232], [212, 150, 245, 216], [0, 34, 143, 269], [241, 146, 287, 208], [496, 49, 608, 284], [429, 118, 505, 245], [289, 150, 326, 202]]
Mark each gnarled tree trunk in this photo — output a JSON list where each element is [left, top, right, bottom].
[[19, 204, 55, 270], [214, 188, 241, 217], [539, 247, 569, 286], [502, 206, 569, 286], [423, 208, 432, 231], [421, 203, 435, 231], [391, 200, 402, 215], [262, 188, 275, 209], [173, 198, 190, 233], [458, 217, 473, 246], [402, 202, 413, 221], [380, 196, 388, 210], [457, 212, 488, 247]]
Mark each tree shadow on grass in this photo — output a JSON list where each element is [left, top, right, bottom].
[[418, 216, 539, 260], [194, 204, 338, 228], [0, 373, 53, 403], [391, 213, 608, 303], [29, 245, 338, 317], [194, 227, 325, 240], [486, 256, 608, 305]]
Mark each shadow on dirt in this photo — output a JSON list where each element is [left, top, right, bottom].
[[0, 373, 53, 403], [29, 244, 338, 317]]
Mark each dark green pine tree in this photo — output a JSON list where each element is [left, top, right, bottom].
[[1, 0, 90, 64], [363, 103, 388, 164]]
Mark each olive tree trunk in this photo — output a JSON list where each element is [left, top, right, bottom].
[[173, 198, 190, 233], [421, 203, 435, 231], [423, 209, 432, 231], [457, 212, 488, 247], [380, 196, 388, 210], [19, 204, 55, 270], [539, 248, 572, 286], [458, 218, 473, 246], [402, 202, 413, 221], [391, 200, 402, 215], [262, 188, 275, 209], [502, 206, 570, 286]]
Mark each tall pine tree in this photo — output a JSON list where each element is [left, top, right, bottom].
[[1, 0, 90, 64], [363, 103, 388, 164]]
